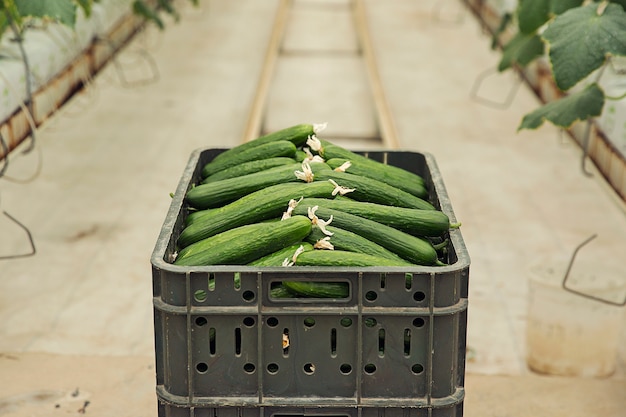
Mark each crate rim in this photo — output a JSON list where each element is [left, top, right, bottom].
[[151, 147, 470, 274]]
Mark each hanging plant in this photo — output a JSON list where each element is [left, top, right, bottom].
[[494, 0, 626, 131], [132, 0, 199, 30], [0, 0, 93, 35]]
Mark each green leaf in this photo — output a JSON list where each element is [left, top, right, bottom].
[[498, 31, 545, 72], [606, 0, 626, 11], [550, 0, 585, 15], [517, 0, 551, 34], [14, 0, 77, 27], [74, 0, 93, 18], [133, 0, 164, 29], [491, 12, 513, 50], [543, 2, 626, 91], [158, 0, 180, 21], [518, 83, 605, 130], [1, 0, 23, 32], [0, 11, 7, 35]]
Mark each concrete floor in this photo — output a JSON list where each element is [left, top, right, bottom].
[[1, 0, 626, 416]]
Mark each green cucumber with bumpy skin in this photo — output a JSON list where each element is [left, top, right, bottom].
[[270, 284, 295, 298], [187, 161, 331, 210], [281, 279, 350, 298], [201, 140, 297, 178], [312, 170, 435, 210], [248, 242, 314, 266], [210, 124, 319, 165], [306, 226, 413, 264], [326, 157, 428, 199], [310, 138, 427, 188], [293, 250, 414, 267], [298, 197, 457, 237], [293, 204, 443, 266], [201, 157, 296, 183], [177, 181, 341, 248], [185, 207, 214, 226], [174, 215, 312, 266]]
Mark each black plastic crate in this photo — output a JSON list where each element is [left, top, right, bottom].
[[151, 148, 470, 417]]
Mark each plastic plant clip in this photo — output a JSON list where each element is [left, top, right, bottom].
[[562, 234, 626, 307]]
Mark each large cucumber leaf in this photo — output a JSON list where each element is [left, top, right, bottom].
[[132, 0, 164, 29], [14, 0, 77, 28], [550, 0, 585, 15], [517, 0, 551, 34], [518, 83, 604, 130], [498, 31, 544, 72], [543, 2, 626, 91], [517, 0, 586, 35], [600, 0, 626, 11]]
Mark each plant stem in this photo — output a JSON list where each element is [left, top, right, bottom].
[[605, 91, 626, 101], [7, 15, 36, 153], [579, 64, 608, 177]]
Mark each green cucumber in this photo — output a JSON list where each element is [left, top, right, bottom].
[[248, 242, 314, 266], [201, 140, 297, 178], [306, 226, 413, 265], [174, 215, 312, 266], [313, 170, 435, 210], [210, 124, 317, 165], [281, 279, 350, 298], [185, 208, 212, 226], [270, 283, 295, 298], [292, 204, 442, 266], [293, 250, 414, 267], [316, 140, 427, 187], [177, 181, 340, 248], [299, 197, 456, 237], [326, 157, 428, 199], [187, 161, 331, 210], [201, 157, 296, 183]]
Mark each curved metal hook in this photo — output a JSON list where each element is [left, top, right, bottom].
[[0, 210, 37, 260], [562, 234, 626, 307]]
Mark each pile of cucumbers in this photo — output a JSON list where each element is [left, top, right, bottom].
[[173, 123, 460, 271]]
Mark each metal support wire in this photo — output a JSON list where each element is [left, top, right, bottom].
[[95, 34, 160, 88], [0, 210, 37, 260], [469, 66, 523, 110], [431, 0, 466, 25], [562, 234, 626, 307]]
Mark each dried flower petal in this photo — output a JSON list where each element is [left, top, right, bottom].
[[313, 122, 328, 134], [307, 205, 334, 236], [284, 244, 307, 266], [328, 179, 355, 196], [334, 161, 352, 172], [314, 236, 334, 250], [281, 197, 303, 220], [294, 161, 315, 182], [306, 135, 322, 152], [303, 147, 325, 163]]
